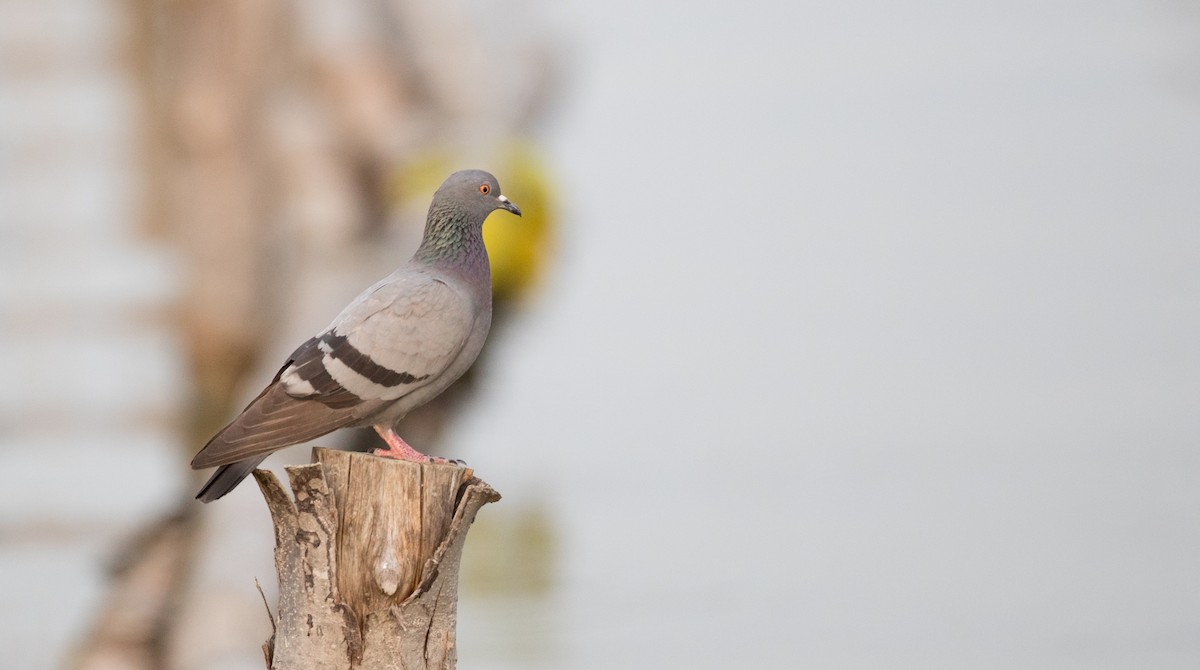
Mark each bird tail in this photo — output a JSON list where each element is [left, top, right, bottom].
[[195, 456, 268, 503]]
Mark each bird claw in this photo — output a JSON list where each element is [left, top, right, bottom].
[[427, 456, 467, 467]]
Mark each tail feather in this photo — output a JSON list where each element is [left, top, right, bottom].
[[195, 456, 268, 503]]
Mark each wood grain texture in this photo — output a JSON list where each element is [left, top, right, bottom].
[[252, 448, 499, 669], [322, 448, 465, 620]]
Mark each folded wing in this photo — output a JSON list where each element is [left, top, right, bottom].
[[190, 271, 476, 469]]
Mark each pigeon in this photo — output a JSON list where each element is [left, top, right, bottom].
[[191, 169, 520, 502]]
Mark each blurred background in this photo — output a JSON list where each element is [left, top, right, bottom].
[[2, 0, 1198, 668]]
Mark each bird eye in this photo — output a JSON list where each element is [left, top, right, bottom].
[[479, 184, 490, 195]]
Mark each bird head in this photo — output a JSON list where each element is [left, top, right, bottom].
[[435, 169, 522, 221]]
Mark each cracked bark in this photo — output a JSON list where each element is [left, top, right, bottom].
[[252, 447, 500, 669]]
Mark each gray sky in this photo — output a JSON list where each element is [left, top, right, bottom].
[[456, 0, 1200, 667]]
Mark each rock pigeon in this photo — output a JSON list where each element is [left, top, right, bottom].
[[191, 169, 520, 502]]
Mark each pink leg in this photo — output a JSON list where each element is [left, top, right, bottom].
[[372, 425, 446, 463]]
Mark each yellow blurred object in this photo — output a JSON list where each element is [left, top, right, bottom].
[[391, 144, 555, 304]]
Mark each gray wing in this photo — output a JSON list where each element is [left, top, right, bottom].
[[191, 270, 477, 469]]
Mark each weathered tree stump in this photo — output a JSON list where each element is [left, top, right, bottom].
[[251, 448, 500, 669]]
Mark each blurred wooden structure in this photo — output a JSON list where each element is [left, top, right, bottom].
[[253, 449, 499, 669]]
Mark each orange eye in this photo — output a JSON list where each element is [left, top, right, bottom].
[[479, 184, 490, 195]]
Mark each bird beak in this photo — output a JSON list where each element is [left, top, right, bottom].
[[497, 194, 522, 217]]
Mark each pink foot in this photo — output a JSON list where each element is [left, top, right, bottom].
[[372, 426, 447, 463]]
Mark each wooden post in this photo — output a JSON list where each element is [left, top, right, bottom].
[[251, 448, 500, 669]]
